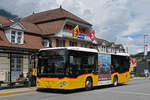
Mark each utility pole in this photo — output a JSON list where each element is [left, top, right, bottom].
[[126, 46, 128, 53], [9, 53, 12, 88]]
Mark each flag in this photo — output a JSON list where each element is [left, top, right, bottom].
[[89, 30, 95, 41], [72, 25, 80, 39]]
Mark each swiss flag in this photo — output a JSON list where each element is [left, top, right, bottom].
[[89, 30, 95, 41]]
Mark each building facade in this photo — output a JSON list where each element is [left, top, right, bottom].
[[0, 16, 43, 87], [96, 38, 125, 53], [0, 7, 125, 88], [22, 7, 97, 49]]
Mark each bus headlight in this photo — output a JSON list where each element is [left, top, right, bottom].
[[59, 81, 67, 87]]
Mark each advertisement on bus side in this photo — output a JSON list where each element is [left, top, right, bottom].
[[98, 53, 111, 81]]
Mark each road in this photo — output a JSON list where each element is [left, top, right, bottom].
[[0, 79, 150, 100]]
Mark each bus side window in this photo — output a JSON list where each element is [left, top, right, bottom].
[[70, 56, 73, 64], [69, 56, 81, 76]]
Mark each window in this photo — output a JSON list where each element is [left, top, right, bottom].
[[10, 30, 23, 44], [11, 56, 23, 71], [102, 46, 106, 52], [63, 24, 74, 31], [38, 50, 66, 75], [17, 32, 22, 44], [11, 31, 16, 43], [98, 45, 102, 51], [111, 55, 129, 73], [70, 41, 77, 46], [89, 44, 94, 48], [68, 50, 97, 76], [80, 43, 88, 48], [56, 39, 65, 47], [41, 39, 50, 47], [69, 56, 81, 75]]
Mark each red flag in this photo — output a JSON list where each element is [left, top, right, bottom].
[[89, 30, 95, 41]]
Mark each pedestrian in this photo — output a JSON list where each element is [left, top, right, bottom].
[[31, 68, 36, 86], [27, 70, 32, 87], [144, 69, 149, 78]]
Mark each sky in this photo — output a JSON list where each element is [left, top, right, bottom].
[[0, 0, 150, 55]]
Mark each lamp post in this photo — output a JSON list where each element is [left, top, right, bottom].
[[144, 34, 149, 58], [143, 34, 150, 77]]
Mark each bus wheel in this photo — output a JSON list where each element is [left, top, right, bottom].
[[113, 76, 118, 87], [85, 78, 93, 90]]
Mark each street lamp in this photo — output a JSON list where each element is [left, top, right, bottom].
[[144, 34, 149, 58]]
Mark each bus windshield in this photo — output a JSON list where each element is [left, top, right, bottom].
[[37, 49, 66, 76]]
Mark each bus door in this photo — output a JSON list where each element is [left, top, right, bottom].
[[98, 53, 111, 85]]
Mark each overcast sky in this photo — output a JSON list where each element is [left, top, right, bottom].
[[0, 0, 150, 55]]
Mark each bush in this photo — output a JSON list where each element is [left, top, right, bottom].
[[139, 72, 145, 77]]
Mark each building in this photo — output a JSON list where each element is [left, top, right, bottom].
[[96, 38, 125, 53], [22, 7, 97, 48], [0, 17, 44, 87], [0, 7, 125, 87]]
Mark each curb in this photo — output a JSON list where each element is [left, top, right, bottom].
[[0, 89, 36, 96], [130, 77, 150, 81]]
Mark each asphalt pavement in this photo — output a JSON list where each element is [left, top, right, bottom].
[[0, 78, 150, 100]]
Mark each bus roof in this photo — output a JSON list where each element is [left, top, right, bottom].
[[40, 47, 129, 56], [98, 52, 129, 56], [114, 53, 129, 56], [40, 47, 98, 53]]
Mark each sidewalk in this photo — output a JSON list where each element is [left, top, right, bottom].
[[0, 87, 36, 96], [130, 76, 150, 80]]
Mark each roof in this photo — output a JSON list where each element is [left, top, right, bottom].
[[37, 19, 65, 35], [0, 16, 10, 25], [40, 47, 98, 53], [1, 8, 92, 35], [96, 38, 124, 48], [20, 21, 42, 34], [115, 44, 124, 48], [96, 38, 110, 46], [96, 38, 105, 44], [98, 52, 129, 56], [3, 21, 42, 34], [107, 42, 115, 47], [40, 47, 128, 56], [113, 53, 129, 56], [0, 30, 43, 50], [22, 7, 92, 26]]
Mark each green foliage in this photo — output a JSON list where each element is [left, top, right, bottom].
[[130, 51, 150, 59]]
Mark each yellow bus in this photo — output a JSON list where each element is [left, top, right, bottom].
[[36, 47, 130, 90]]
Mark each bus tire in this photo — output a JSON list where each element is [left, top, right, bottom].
[[85, 77, 93, 91], [113, 76, 118, 87]]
